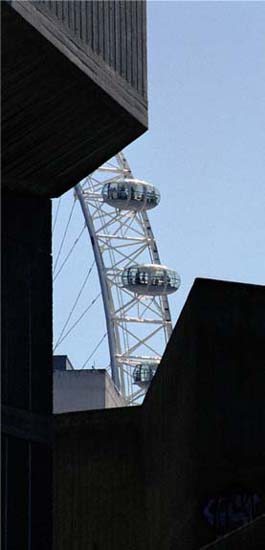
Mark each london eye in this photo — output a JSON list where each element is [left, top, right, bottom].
[[53, 152, 180, 405]]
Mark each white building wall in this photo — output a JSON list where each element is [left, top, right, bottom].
[[53, 369, 125, 413]]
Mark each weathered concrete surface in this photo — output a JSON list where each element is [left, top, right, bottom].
[[53, 407, 144, 550], [200, 514, 265, 549], [2, 193, 53, 550], [2, 2, 149, 547], [2, 1, 148, 197], [2, 279, 265, 549], [142, 278, 265, 549], [2, 194, 53, 413]]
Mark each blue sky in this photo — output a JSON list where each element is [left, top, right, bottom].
[[53, 2, 265, 370]]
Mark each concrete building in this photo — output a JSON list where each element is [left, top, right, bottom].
[[2, 0, 148, 197], [53, 356, 75, 372], [53, 356, 126, 411], [50, 279, 265, 550], [2, 1, 147, 549], [3, 276, 265, 549]]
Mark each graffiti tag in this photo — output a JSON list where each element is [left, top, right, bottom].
[[203, 493, 260, 532]]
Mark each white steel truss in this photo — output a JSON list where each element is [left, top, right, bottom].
[[75, 152, 173, 404]]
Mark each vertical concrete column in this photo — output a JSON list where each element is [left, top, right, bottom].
[[2, 193, 53, 413], [2, 193, 53, 550]]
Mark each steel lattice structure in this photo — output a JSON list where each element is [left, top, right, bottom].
[[74, 152, 179, 405]]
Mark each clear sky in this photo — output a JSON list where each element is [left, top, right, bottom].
[[53, 1, 265, 370]]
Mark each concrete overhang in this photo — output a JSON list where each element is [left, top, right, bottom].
[[2, 1, 148, 197]]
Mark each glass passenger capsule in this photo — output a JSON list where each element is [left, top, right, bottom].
[[102, 178, 160, 211], [121, 264, 181, 295], [133, 363, 157, 387]]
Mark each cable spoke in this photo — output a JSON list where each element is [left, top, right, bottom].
[[54, 261, 95, 349], [53, 224, 86, 281], [81, 332, 107, 369], [53, 291, 101, 351], [53, 199, 76, 273]]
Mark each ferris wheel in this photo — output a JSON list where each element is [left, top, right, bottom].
[[53, 151, 180, 405]]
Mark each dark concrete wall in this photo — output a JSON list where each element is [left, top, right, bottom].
[[34, 0, 147, 100], [53, 408, 145, 550], [200, 514, 265, 549], [1, 435, 52, 550], [3, 265, 264, 549], [2, 194, 53, 413], [2, 194, 53, 550], [142, 279, 265, 550], [50, 279, 265, 550], [2, 3, 149, 547], [2, 1, 148, 197]]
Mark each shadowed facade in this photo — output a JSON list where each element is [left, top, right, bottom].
[[47, 279, 265, 549], [2, 0, 147, 197], [4, 279, 263, 549], [2, 1, 147, 548]]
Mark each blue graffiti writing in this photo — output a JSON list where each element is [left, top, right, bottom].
[[203, 493, 260, 532]]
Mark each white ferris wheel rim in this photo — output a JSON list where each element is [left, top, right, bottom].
[[72, 151, 175, 405]]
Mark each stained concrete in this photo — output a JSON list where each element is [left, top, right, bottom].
[[142, 278, 265, 549], [2, 194, 53, 413], [2, 3, 148, 545], [50, 279, 265, 550], [2, 233, 265, 550], [2, 1, 148, 197]]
